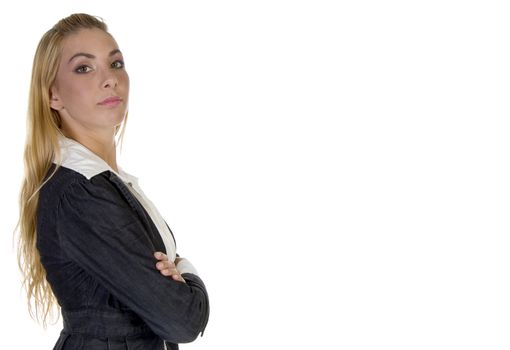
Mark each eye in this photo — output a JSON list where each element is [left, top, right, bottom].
[[112, 60, 125, 69], [75, 65, 92, 74]]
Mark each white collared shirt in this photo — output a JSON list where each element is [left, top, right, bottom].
[[55, 133, 198, 276]]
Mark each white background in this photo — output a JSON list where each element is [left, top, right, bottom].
[[1, 1, 509, 349]]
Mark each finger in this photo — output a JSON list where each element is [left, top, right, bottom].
[[172, 274, 185, 282], [156, 261, 175, 270], [154, 252, 168, 261], [161, 267, 179, 276]]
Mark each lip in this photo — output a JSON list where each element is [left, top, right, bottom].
[[98, 96, 122, 105]]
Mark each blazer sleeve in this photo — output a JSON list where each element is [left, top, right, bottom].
[[56, 177, 209, 343]]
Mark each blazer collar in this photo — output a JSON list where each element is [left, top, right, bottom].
[[56, 133, 138, 185]]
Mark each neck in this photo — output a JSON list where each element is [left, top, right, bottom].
[[61, 128, 119, 173]]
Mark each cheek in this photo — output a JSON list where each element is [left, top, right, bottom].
[[119, 72, 130, 90], [62, 79, 96, 106]]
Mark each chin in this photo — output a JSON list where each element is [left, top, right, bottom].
[[104, 110, 128, 126]]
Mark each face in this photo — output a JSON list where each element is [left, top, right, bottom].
[[50, 28, 129, 135]]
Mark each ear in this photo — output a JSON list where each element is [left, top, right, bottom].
[[50, 86, 64, 111]]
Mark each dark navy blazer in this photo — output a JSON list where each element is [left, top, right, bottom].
[[37, 163, 209, 350]]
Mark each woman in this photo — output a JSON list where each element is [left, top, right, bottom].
[[16, 13, 209, 350]]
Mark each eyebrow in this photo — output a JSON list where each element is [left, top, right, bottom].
[[68, 49, 122, 64]]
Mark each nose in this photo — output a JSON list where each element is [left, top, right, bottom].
[[102, 70, 118, 89]]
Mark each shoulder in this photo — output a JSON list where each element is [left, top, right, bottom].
[[37, 164, 122, 242], [39, 163, 130, 218], [41, 163, 104, 200], [38, 164, 139, 242], [38, 164, 85, 210]]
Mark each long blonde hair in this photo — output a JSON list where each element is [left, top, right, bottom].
[[14, 13, 129, 327]]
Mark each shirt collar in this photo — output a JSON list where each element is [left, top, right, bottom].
[[56, 133, 139, 185]]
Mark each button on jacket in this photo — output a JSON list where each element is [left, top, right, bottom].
[[36, 135, 209, 350]]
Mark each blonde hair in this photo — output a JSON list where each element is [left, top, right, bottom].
[[14, 13, 129, 327]]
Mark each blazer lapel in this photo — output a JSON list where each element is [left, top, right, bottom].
[[106, 171, 168, 255]]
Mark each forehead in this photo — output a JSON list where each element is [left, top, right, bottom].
[[60, 28, 119, 58]]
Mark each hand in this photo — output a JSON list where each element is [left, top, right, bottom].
[[154, 252, 186, 283]]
